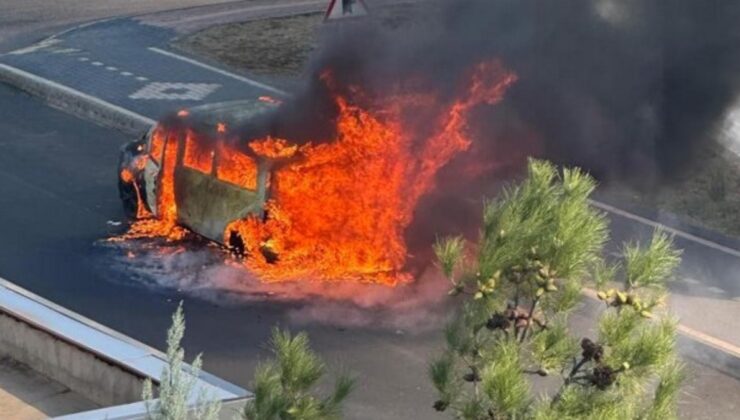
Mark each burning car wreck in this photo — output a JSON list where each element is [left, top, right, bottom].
[[118, 62, 517, 286], [118, 98, 280, 250]]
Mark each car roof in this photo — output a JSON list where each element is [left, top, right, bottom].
[[183, 99, 278, 132]]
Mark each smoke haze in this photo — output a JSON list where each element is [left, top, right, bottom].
[[102, 240, 453, 331]]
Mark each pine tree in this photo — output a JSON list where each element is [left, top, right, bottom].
[[431, 159, 684, 420], [243, 328, 354, 420], [142, 302, 221, 420]]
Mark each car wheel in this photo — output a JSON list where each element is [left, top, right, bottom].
[[228, 230, 246, 258], [118, 177, 139, 220]]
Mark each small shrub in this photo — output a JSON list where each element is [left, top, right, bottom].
[[143, 303, 221, 420]]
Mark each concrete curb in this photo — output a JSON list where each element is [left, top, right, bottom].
[[0, 63, 154, 136]]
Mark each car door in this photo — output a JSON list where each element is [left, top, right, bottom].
[[174, 132, 262, 243]]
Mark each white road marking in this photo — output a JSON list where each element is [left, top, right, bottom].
[[707, 286, 726, 294], [7, 38, 61, 55], [105, 66, 118, 71], [91, 61, 103, 66], [147, 47, 287, 96], [589, 199, 740, 259], [136, 76, 149, 82], [78, 57, 89, 62], [120, 72, 133, 77], [583, 288, 740, 359], [129, 82, 221, 101], [52, 48, 81, 54]]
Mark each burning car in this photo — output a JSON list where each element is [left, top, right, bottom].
[[118, 62, 517, 285], [118, 99, 280, 251]]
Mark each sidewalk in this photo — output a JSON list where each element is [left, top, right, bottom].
[[0, 357, 97, 419]]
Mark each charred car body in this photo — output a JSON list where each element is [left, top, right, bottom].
[[118, 99, 279, 254]]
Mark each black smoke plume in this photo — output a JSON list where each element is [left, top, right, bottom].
[[256, 0, 740, 186]]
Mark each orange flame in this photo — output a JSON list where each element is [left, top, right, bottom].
[[117, 128, 187, 242], [183, 129, 214, 173], [216, 141, 259, 190], [250, 137, 298, 159], [150, 126, 166, 163], [119, 155, 151, 221], [227, 60, 517, 285], [120, 168, 134, 183]]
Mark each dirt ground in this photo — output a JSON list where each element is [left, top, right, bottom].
[[173, 12, 322, 76], [175, 11, 740, 238], [172, 3, 423, 76], [600, 144, 740, 237]]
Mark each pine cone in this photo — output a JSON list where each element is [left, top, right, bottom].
[[433, 400, 448, 412], [463, 370, 481, 382], [581, 338, 603, 362], [486, 313, 511, 330], [591, 365, 617, 390]]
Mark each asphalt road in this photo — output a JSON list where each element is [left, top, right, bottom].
[[0, 0, 244, 50]]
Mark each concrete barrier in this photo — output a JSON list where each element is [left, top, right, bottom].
[[0, 312, 146, 406], [0, 277, 247, 419]]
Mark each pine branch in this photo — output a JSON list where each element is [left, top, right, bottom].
[[434, 235, 465, 284], [624, 231, 681, 291], [244, 328, 352, 420]]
